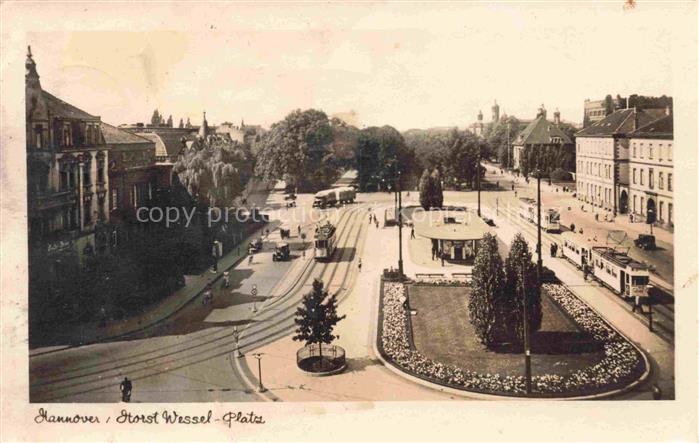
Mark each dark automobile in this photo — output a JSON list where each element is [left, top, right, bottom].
[[634, 234, 656, 250], [272, 243, 290, 261], [483, 217, 496, 227]]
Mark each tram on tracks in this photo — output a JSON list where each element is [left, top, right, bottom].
[[313, 221, 337, 261], [559, 231, 650, 298], [518, 198, 560, 232]]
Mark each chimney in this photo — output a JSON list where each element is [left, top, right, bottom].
[[553, 108, 561, 125]]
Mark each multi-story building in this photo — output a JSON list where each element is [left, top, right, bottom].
[[583, 96, 627, 127], [574, 107, 666, 215], [101, 123, 160, 245], [470, 110, 485, 137], [511, 105, 573, 171], [627, 113, 673, 228], [26, 46, 111, 274]]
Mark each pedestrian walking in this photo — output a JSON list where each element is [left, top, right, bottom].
[[410, 226, 415, 239], [595, 213, 599, 222], [632, 294, 643, 313], [120, 377, 132, 402], [297, 225, 301, 237], [248, 254, 253, 265], [440, 252, 445, 267], [550, 243, 556, 257], [223, 271, 230, 288], [358, 258, 362, 272]]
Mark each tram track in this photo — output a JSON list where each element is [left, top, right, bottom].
[[29, 204, 368, 402], [492, 201, 674, 344]]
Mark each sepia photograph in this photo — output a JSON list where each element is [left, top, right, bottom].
[[1, 1, 697, 442]]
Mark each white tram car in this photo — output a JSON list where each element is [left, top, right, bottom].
[[313, 222, 337, 261], [590, 246, 650, 298], [518, 198, 560, 232], [560, 231, 599, 269]]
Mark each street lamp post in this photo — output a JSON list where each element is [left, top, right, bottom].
[[477, 148, 482, 217], [397, 170, 404, 277], [252, 353, 266, 393], [233, 326, 243, 358], [506, 122, 511, 169], [520, 262, 532, 394]]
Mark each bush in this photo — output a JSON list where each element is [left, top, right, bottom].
[[551, 168, 573, 182]]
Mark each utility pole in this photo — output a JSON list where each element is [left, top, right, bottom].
[[537, 169, 543, 279], [506, 122, 511, 169], [397, 170, 404, 276], [520, 262, 532, 394], [477, 148, 482, 217]]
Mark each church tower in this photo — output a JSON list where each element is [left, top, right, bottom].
[[491, 100, 500, 123]]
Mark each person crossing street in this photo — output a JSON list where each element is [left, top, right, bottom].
[[120, 377, 132, 402]]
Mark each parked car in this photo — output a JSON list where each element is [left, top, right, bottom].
[[272, 243, 290, 261], [483, 217, 496, 227], [634, 234, 656, 250]]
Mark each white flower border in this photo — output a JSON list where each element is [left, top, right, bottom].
[[379, 281, 644, 396]]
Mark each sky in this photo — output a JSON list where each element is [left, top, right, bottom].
[[25, 2, 688, 131]]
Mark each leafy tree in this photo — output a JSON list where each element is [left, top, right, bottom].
[[293, 279, 346, 368], [431, 169, 443, 208], [485, 116, 520, 169], [603, 94, 614, 116], [173, 134, 252, 208], [468, 233, 507, 347], [166, 115, 173, 127], [503, 234, 542, 346], [355, 126, 414, 192], [418, 169, 432, 210]]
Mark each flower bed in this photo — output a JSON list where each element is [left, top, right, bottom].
[[378, 281, 646, 397]]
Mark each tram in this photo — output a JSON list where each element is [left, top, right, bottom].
[[560, 231, 599, 269], [313, 221, 337, 261], [559, 231, 650, 298], [590, 246, 650, 298], [518, 198, 560, 232]]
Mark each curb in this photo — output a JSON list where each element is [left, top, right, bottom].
[[373, 279, 651, 401], [29, 223, 270, 356]]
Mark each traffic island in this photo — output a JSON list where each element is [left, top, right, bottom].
[[377, 279, 648, 399], [296, 344, 347, 376]]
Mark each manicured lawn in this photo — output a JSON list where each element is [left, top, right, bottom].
[[407, 285, 606, 377]]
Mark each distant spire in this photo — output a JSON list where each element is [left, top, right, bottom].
[[25, 45, 41, 87], [240, 118, 245, 129], [198, 111, 209, 138]]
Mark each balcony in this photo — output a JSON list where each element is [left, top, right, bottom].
[[29, 190, 77, 213]]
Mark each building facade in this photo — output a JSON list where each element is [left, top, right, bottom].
[[512, 105, 573, 171], [627, 114, 673, 228], [574, 107, 667, 215], [26, 46, 111, 271], [102, 123, 160, 245]]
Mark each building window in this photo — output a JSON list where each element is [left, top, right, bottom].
[[632, 168, 637, 184], [640, 169, 644, 186], [34, 125, 43, 149], [669, 203, 673, 224], [633, 195, 637, 213], [668, 144, 673, 161], [639, 143, 644, 159], [659, 201, 664, 222], [111, 188, 118, 210], [649, 168, 654, 189], [98, 194, 105, 221], [659, 144, 663, 161], [97, 156, 105, 184], [83, 161, 91, 186], [640, 197, 644, 214], [659, 172, 664, 189], [668, 173, 672, 191], [83, 197, 92, 225], [632, 143, 636, 158], [649, 144, 653, 159]]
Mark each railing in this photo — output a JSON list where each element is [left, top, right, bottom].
[[296, 344, 345, 369]]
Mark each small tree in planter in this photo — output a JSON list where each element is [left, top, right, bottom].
[[468, 233, 507, 347], [293, 279, 346, 371]]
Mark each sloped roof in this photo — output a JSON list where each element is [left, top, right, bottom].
[[136, 132, 185, 158], [101, 122, 152, 145], [413, 209, 492, 241], [42, 90, 99, 120], [629, 114, 673, 139], [576, 108, 667, 137], [514, 116, 572, 146]]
